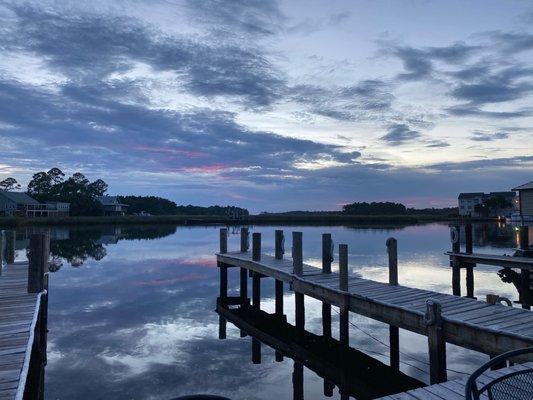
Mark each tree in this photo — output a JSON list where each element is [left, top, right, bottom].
[[0, 177, 21, 191]]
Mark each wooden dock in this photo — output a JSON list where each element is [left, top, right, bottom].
[[0, 233, 49, 400], [377, 362, 533, 399], [216, 228, 533, 385]]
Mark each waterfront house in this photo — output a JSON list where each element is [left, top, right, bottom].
[[458, 193, 484, 216], [458, 191, 516, 217], [0, 191, 47, 217], [97, 196, 129, 216], [512, 181, 533, 220], [45, 202, 71, 217]]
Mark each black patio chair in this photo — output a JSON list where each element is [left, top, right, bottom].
[[465, 347, 533, 400]]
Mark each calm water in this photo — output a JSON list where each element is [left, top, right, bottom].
[[9, 223, 530, 399]]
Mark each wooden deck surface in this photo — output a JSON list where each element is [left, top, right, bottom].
[[217, 251, 533, 356], [377, 362, 533, 399], [0, 262, 41, 400], [445, 251, 533, 269]]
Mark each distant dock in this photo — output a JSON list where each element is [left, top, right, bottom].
[[216, 227, 533, 388], [0, 232, 48, 400]]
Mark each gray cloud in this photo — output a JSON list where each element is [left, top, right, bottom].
[[1, 4, 286, 108], [470, 130, 510, 142], [380, 123, 421, 144]]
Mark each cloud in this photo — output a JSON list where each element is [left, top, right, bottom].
[[470, 130, 510, 141], [1, 4, 286, 108], [487, 31, 533, 54], [290, 80, 394, 122], [388, 42, 480, 81], [380, 123, 421, 144]]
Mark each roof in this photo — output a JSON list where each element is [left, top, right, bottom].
[[512, 181, 533, 191], [458, 192, 484, 199], [0, 191, 40, 205], [489, 191, 516, 197], [97, 196, 128, 206]]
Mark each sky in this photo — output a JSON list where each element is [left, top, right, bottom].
[[0, 0, 532, 212]]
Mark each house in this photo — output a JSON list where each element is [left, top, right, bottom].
[[458, 191, 516, 217], [45, 202, 71, 217], [97, 196, 129, 216], [512, 181, 533, 220], [458, 193, 484, 217], [0, 192, 48, 217]]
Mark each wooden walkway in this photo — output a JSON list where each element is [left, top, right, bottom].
[[218, 250, 533, 354], [377, 362, 533, 399], [0, 261, 43, 400]]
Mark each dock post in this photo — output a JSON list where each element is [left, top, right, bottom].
[[239, 228, 249, 305], [517, 226, 531, 309], [0, 230, 4, 275], [252, 337, 261, 364], [218, 229, 228, 302], [450, 225, 461, 296], [275, 230, 284, 319], [6, 230, 15, 264], [28, 233, 49, 293], [386, 237, 398, 285], [293, 361, 304, 400], [322, 233, 332, 339], [252, 233, 261, 310], [293, 232, 305, 331], [386, 238, 400, 370], [425, 299, 447, 384], [339, 244, 349, 347], [465, 224, 475, 298], [240, 227, 249, 252]]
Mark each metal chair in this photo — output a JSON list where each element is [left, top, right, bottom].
[[465, 347, 533, 400]]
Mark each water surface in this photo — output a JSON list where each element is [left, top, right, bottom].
[[10, 222, 528, 399]]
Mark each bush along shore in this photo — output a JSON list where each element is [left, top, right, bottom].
[[0, 213, 498, 228]]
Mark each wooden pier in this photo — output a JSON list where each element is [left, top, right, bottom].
[[216, 228, 533, 386], [0, 232, 49, 400]]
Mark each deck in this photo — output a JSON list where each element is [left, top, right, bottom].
[[0, 261, 43, 400], [377, 362, 533, 399]]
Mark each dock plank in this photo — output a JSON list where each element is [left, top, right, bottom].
[[0, 262, 43, 400]]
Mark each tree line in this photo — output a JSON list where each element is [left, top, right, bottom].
[[1, 168, 108, 216]]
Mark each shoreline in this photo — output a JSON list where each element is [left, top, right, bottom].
[[0, 214, 499, 228]]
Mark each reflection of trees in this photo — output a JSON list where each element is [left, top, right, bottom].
[[50, 229, 107, 267], [49, 225, 177, 268]]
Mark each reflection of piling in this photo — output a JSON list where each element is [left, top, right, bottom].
[[292, 361, 304, 400], [252, 337, 261, 364], [293, 232, 305, 332]]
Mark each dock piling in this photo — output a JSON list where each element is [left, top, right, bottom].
[[293, 232, 304, 330], [450, 225, 461, 296], [339, 244, 349, 348], [387, 238, 400, 369], [322, 233, 332, 339], [275, 230, 284, 259], [465, 224, 475, 298], [322, 233, 332, 274], [425, 299, 447, 384], [293, 361, 304, 400], [387, 237, 398, 286], [252, 233, 261, 261], [28, 233, 49, 293], [240, 227, 249, 252], [219, 228, 227, 254]]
